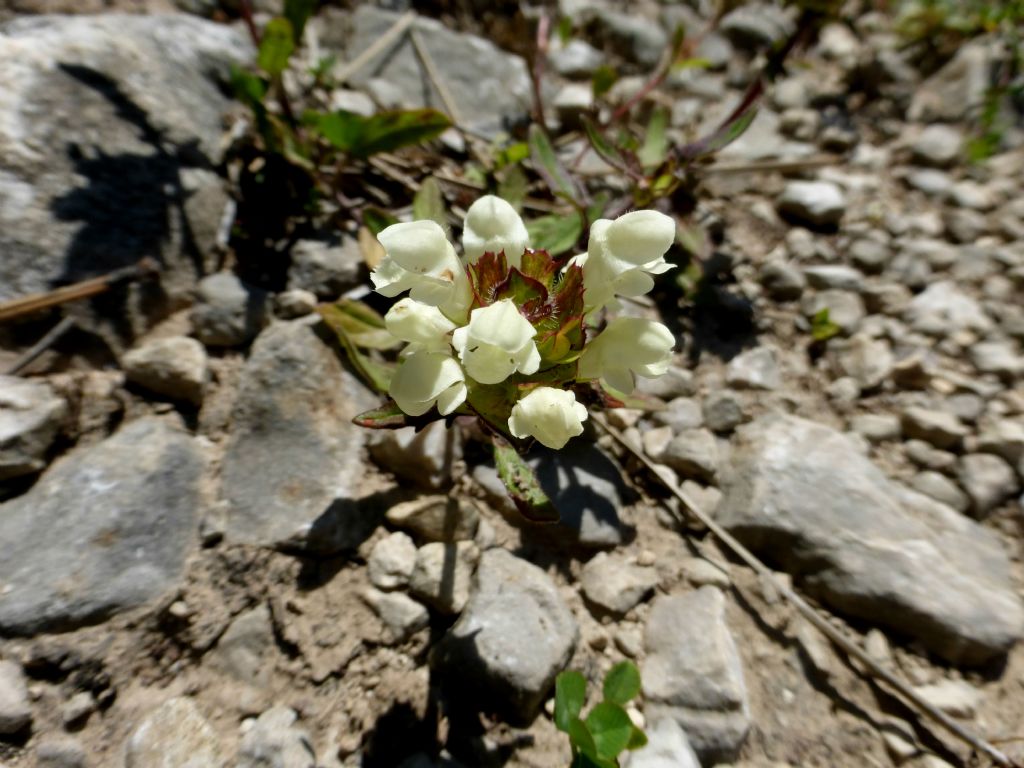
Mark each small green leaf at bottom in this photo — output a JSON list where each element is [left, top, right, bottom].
[[554, 671, 587, 732], [493, 438, 559, 523], [585, 701, 634, 760], [602, 661, 641, 705]]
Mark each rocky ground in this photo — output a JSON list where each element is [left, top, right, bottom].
[[1, 1, 1023, 767]]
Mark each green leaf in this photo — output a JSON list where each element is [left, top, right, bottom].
[[492, 438, 559, 523], [363, 206, 398, 236], [284, 0, 317, 42], [230, 66, 269, 109], [678, 106, 758, 162], [317, 300, 398, 394], [626, 725, 648, 751], [582, 116, 629, 171], [526, 211, 583, 256], [528, 124, 578, 202], [497, 165, 528, 210], [602, 661, 641, 705], [811, 308, 841, 342], [557, 15, 574, 44], [585, 702, 634, 760], [591, 65, 618, 99], [258, 17, 295, 77], [554, 671, 587, 732], [495, 141, 530, 170], [353, 401, 410, 429], [638, 107, 669, 170], [671, 56, 713, 73], [308, 108, 451, 158], [413, 176, 446, 226], [567, 717, 599, 760]]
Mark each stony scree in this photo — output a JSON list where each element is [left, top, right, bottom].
[[0, 417, 203, 635], [368, 422, 460, 491], [286, 237, 364, 299], [340, 6, 531, 139], [0, 659, 31, 735], [408, 540, 479, 615], [367, 531, 418, 590], [121, 335, 209, 405], [124, 697, 222, 768], [622, 716, 701, 768], [957, 453, 1020, 517], [0, 14, 249, 318], [725, 346, 781, 390], [580, 552, 660, 617], [0, 374, 66, 482], [190, 272, 270, 348], [717, 414, 1024, 664], [384, 495, 478, 543], [220, 319, 377, 553], [361, 588, 429, 643], [642, 587, 751, 763], [777, 180, 846, 228], [237, 706, 316, 768], [435, 548, 578, 723]]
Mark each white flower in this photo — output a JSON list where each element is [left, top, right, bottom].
[[371, 220, 471, 320], [577, 317, 675, 394], [385, 298, 456, 355], [389, 351, 467, 416], [462, 194, 530, 268], [451, 299, 541, 385], [574, 210, 676, 312], [508, 387, 588, 449]]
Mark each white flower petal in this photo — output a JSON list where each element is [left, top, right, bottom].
[[436, 381, 467, 415], [507, 387, 588, 449], [370, 256, 418, 297], [462, 343, 518, 384], [455, 299, 540, 384], [385, 298, 457, 347], [378, 220, 455, 275], [605, 210, 676, 265], [578, 317, 675, 394], [389, 352, 465, 416], [465, 299, 536, 351], [462, 194, 530, 267]]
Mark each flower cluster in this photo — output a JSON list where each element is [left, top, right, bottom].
[[370, 195, 676, 449]]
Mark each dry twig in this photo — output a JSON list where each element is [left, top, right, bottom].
[[591, 411, 1016, 768]]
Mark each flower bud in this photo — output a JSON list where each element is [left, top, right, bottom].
[[389, 352, 467, 416], [451, 299, 541, 384], [578, 317, 675, 394], [508, 387, 588, 449], [462, 195, 530, 267]]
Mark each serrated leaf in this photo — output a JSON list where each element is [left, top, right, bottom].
[[284, 0, 317, 42], [308, 108, 451, 158], [585, 702, 634, 760], [519, 249, 559, 292], [528, 124, 578, 202], [581, 116, 630, 172], [526, 211, 583, 256], [258, 18, 295, 77], [602, 661, 641, 705], [493, 438, 559, 523], [413, 176, 446, 226], [638, 107, 669, 170], [468, 250, 510, 308], [554, 671, 587, 732]]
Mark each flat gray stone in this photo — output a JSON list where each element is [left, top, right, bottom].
[[341, 7, 531, 139], [901, 406, 968, 450], [777, 181, 846, 228], [122, 336, 208, 405], [0, 417, 202, 635], [190, 272, 269, 348], [436, 549, 578, 723], [287, 237, 363, 299], [662, 428, 719, 483], [362, 588, 429, 643], [622, 717, 701, 768], [717, 414, 1024, 664], [912, 124, 963, 167], [209, 604, 276, 689], [125, 697, 221, 768], [905, 281, 993, 336], [385, 495, 478, 543], [801, 289, 865, 335], [408, 541, 479, 615], [0, 375, 66, 481], [958, 453, 1020, 517], [726, 346, 781, 390], [0, 660, 31, 735], [643, 588, 750, 763], [221, 320, 377, 554], [237, 706, 315, 768], [0, 14, 248, 322], [368, 531, 417, 590], [368, 422, 460, 491], [580, 552, 660, 617]]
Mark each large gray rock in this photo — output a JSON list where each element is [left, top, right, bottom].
[[718, 414, 1024, 664], [0, 15, 250, 320], [340, 7, 531, 139], [436, 549, 578, 723], [642, 588, 750, 763], [622, 717, 701, 768], [124, 697, 221, 768], [0, 375, 66, 481], [190, 272, 270, 348], [0, 417, 203, 635], [221, 320, 377, 553]]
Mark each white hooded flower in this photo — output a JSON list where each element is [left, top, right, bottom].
[[451, 299, 541, 385], [578, 316, 675, 394], [371, 220, 471, 320], [574, 210, 676, 312], [462, 194, 530, 268], [508, 387, 588, 449], [389, 351, 467, 416], [385, 298, 456, 355]]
